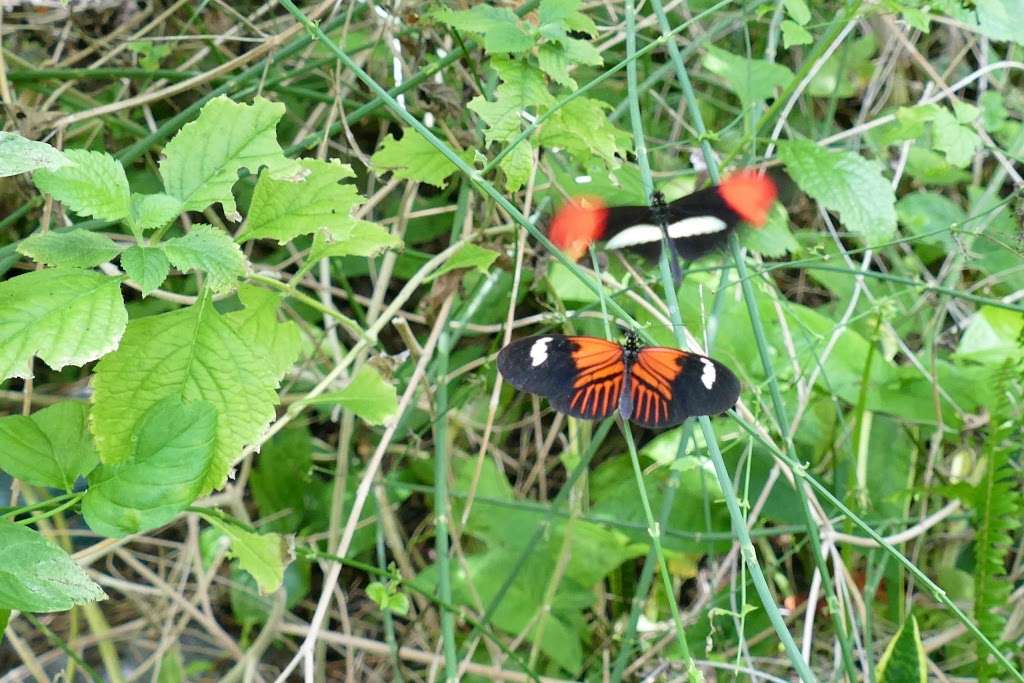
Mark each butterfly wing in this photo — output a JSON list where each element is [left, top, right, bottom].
[[497, 335, 624, 420], [629, 347, 741, 428]]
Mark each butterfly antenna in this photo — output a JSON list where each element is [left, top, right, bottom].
[[651, 191, 683, 288]]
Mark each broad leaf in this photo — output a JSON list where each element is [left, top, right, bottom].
[[955, 306, 1024, 366], [500, 141, 533, 192], [83, 396, 217, 538], [703, 46, 794, 106], [240, 159, 362, 243], [425, 243, 499, 282], [0, 521, 106, 612], [0, 132, 71, 176], [309, 223, 403, 260], [201, 514, 286, 594], [777, 139, 897, 243], [17, 230, 121, 269], [876, 614, 928, 683], [224, 285, 302, 378], [309, 365, 398, 426], [432, 5, 533, 54], [91, 294, 292, 492], [162, 224, 248, 292], [932, 108, 980, 168], [741, 204, 799, 257], [781, 20, 813, 48], [468, 58, 553, 145], [371, 132, 472, 189], [120, 245, 171, 297], [538, 97, 627, 165], [0, 268, 127, 380], [0, 401, 97, 491], [127, 193, 182, 238], [33, 149, 130, 222], [159, 96, 301, 216], [936, 0, 1024, 45]]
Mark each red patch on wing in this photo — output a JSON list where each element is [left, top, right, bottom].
[[717, 169, 778, 228], [548, 196, 609, 261]]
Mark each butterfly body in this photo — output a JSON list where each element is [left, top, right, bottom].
[[497, 332, 740, 428]]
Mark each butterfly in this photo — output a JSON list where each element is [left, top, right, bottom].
[[548, 169, 779, 268], [497, 331, 740, 428]]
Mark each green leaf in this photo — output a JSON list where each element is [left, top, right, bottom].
[[83, 396, 217, 538], [366, 581, 410, 615], [91, 294, 293, 493], [425, 243, 499, 282], [538, 43, 576, 87], [432, 5, 533, 54], [741, 203, 799, 257], [703, 46, 794, 107], [468, 59, 553, 145], [0, 401, 98, 491], [121, 245, 171, 297], [895, 191, 961, 254], [777, 139, 897, 243], [162, 224, 248, 293], [201, 514, 286, 594], [251, 427, 329, 534], [240, 159, 362, 243], [979, 91, 1009, 133], [308, 365, 398, 426], [127, 193, 182, 238], [500, 141, 533, 192], [932, 108, 980, 167], [807, 35, 877, 98], [224, 285, 302, 379], [538, 97, 628, 165], [781, 20, 813, 48], [229, 557, 310, 625], [159, 95, 301, 216], [0, 132, 71, 177], [936, 0, 1024, 45], [33, 149, 131, 222], [783, 0, 811, 23], [370, 132, 472, 189], [0, 268, 127, 381], [17, 229, 121, 269], [309, 222, 403, 261], [0, 521, 106, 611], [876, 614, 928, 683], [954, 306, 1024, 366], [904, 147, 971, 185]]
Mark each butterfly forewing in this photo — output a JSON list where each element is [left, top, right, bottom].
[[497, 334, 624, 420]]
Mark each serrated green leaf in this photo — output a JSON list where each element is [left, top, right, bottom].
[[876, 614, 928, 683], [159, 96, 301, 216], [91, 294, 292, 492], [240, 159, 362, 243], [558, 35, 602, 65], [121, 245, 171, 297], [371, 132, 472, 188], [955, 306, 1024, 365], [0, 401, 97, 491], [703, 46, 794, 107], [202, 515, 286, 594], [0, 521, 106, 612], [163, 224, 248, 293], [469, 58, 553, 145], [224, 285, 302, 378], [538, 97, 627, 165], [778, 139, 897, 243], [127, 193, 182, 238], [17, 229, 121, 269], [781, 20, 813, 48], [0, 132, 71, 177], [0, 268, 127, 381], [309, 221, 403, 261], [426, 243, 499, 282], [308, 365, 398, 426], [932, 108, 980, 167], [538, 43, 576, 87], [83, 396, 217, 538], [783, 0, 811, 23], [500, 141, 533, 192], [432, 5, 533, 54], [905, 147, 971, 185], [33, 149, 130, 222]]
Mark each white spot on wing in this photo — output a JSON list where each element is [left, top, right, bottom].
[[605, 224, 664, 250], [667, 216, 727, 238], [529, 337, 553, 367], [699, 357, 716, 389]]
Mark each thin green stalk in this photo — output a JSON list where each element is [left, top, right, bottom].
[[375, 525, 404, 682], [433, 325, 458, 681]]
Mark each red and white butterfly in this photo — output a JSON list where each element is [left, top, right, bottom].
[[498, 331, 740, 428], [548, 169, 778, 264]]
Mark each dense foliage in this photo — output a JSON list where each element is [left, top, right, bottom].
[[0, 0, 1022, 681]]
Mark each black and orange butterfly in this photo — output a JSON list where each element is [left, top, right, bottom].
[[497, 331, 740, 428]]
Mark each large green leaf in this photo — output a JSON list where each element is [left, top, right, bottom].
[[0, 521, 106, 612], [0, 401, 98, 491], [0, 132, 71, 177], [159, 96, 301, 216], [162, 224, 248, 293], [0, 268, 127, 381], [431, 5, 533, 54], [17, 229, 121, 269], [201, 513, 286, 594], [120, 245, 171, 297], [307, 365, 398, 426], [223, 285, 302, 378], [33, 149, 130, 222], [777, 139, 897, 243], [83, 396, 217, 538], [91, 294, 294, 492], [371, 131, 473, 189], [703, 46, 794, 106], [955, 306, 1024, 366]]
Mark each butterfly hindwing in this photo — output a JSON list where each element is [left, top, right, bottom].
[[630, 347, 741, 428], [497, 334, 623, 420]]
